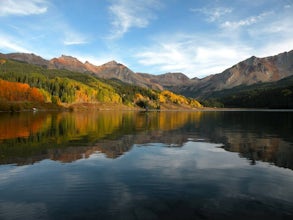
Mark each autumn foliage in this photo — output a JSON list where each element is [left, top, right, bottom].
[[0, 59, 203, 110], [0, 79, 44, 102], [159, 90, 202, 108], [0, 59, 6, 65]]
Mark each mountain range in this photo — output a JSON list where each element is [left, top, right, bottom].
[[1, 49, 293, 108]]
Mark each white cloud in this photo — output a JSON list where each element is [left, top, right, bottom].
[[259, 13, 293, 34], [135, 35, 252, 78], [0, 35, 30, 53], [221, 12, 272, 29], [63, 31, 88, 46], [0, 0, 48, 16], [256, 39, 293, 58], [63, 40, 87, 46], [0, 21, 88, 55], [191, 7, 232, 22], [108, 0, 161, 39], [1, 3, 89, 52], [239, 9, 293, 57], [260, 21, 293, 55]]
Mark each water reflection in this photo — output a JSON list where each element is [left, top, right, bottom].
[[0, 112, 50, 139], [0, 111, 292, 169], [197, 111, 293, 169], [1, 111, 293, 219]]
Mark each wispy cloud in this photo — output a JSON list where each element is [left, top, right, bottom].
[[221, 12, 272, 29], [136, 42, 191, 72], [63, 40, 87, 46], [108, 0, 161, 39], [0, 0, 48, 16], [284, 4, 292, 9], [0, 1, 90, 55], [191, 7, 232, 22], [135, 34, 251, 77], [63, 30, 88, 46], [0, 34, 30, 53], [135, 5, 292, 78], [251, 15, 293, 56]]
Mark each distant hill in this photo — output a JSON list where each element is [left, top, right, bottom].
[[137, 72, 194, 89]]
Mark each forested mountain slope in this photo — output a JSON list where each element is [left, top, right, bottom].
[[0, 58, 202, 111], [201, 75, 293, 108]]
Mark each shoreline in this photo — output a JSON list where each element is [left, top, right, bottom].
[[1, 101, 292, 113], [1, 107, 293, 113]]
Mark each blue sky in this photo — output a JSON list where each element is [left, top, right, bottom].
[[0, 0, 292, 78]]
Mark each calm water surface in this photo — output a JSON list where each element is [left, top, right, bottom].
[[0, 111, 292, 220]]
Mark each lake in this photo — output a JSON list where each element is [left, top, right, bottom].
[[0, 110, 293, 220]]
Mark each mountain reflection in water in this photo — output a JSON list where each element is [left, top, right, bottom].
[[1, 111, 293, 220], [0, 111, 292, 169]]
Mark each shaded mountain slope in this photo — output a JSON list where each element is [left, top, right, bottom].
[[0, 52, 49, 67], [201, 75, 293, 108], [176, 50, 293, 98]]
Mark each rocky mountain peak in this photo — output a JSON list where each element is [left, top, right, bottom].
[[162, 72, 190, 80], [49, 55, 87, 72], [102, 60, 121, 67], [0, 52, 49, 67], [55, 55, 82, 63]]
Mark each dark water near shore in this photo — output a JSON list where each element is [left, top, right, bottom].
[[0, 111, 293, 219]]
